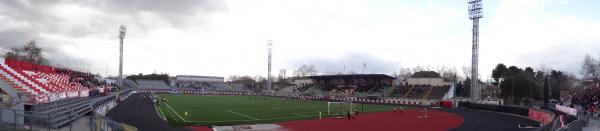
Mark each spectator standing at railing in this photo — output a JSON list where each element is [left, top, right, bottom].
[[346, 111, 351, 120]]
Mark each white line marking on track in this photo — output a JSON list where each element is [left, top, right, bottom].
[[226, 110, 259, 120]]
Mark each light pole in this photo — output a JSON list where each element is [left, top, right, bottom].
[[468, 0, 482, 99], [267, 40, 273, 91], [118, 25, 126, 88]]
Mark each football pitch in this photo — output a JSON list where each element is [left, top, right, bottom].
[[154, 94, 406, 126]]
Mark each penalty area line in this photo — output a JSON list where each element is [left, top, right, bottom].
[[226, 110, 259, 120]]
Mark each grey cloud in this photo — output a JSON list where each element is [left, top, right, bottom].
[[515, 41, 600, 75], [100, 0, 225, 15], [288, 52, 401, 75], [89, 0, 227, 29], [0, 0, 226, 37], [0, 30, 39, 48], [0, 0, 226, 62]]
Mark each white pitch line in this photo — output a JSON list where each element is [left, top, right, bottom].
[[154, 103, 167, 120], [164, 102, 188, 122], [184, 114, 319, 123], [226, 110, 259, 120], [292, 113, 303, 116]]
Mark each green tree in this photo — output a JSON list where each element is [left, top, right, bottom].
[[458, 78, 470, 97], [491, 63, 507, 86], [411, 71, 441, 78], [549, 70, 564, 99], [493, 63, 574, 104]]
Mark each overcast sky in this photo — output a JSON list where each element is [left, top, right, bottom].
[[1, 0, 599, 79]]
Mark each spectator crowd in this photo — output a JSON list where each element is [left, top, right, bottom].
[[573, 83, 599, 115]]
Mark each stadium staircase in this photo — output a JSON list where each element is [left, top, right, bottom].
[[403, 86, 415, 98], [297, 84, 312, 92], [123, 79, 140, 89], [303, 87, 324, 95], [422, 87, 433, 100], [366, 87, 385, 96], [383, 86, 396, 97], [276, 86, 296, 94]]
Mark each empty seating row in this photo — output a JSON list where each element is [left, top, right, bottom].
[[0, 58, 91, 104], [135, 80, 171, 89]]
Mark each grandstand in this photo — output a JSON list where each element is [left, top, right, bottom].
[[0, 57, 128, 129], [391, 85, 451, 99], [123, 79, 140, 88], [428, 86, 451, 99], [294, 74, 394, 97], [135, 79, 172, 89], [0, 58, 104, 104], [275, 85, 296, 94], [0, 57, 591, 131], [199, 83, 249, 92], [280, 74, 455, 100]]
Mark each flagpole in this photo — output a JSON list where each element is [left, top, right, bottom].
[[343, 65, 346, 74]]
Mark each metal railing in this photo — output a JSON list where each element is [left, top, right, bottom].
[[0, 108, 137, 131], [90, 113, 137, 131], [0, 108, 77, 131]]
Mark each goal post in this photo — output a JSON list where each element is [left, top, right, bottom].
[[327, 101, 354, 116]]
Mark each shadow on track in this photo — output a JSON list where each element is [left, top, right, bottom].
[[106, 93, 193, 131]]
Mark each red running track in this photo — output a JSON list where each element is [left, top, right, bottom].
[[190, 108, 464, 131], [277, 109, 464, 131]]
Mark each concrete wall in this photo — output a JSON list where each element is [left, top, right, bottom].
[[292, 78, 313, 85], [406, 78, 451, 86], [176, 75, 224, 83]]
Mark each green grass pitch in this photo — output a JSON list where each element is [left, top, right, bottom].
[[155, 94, 406, 126]]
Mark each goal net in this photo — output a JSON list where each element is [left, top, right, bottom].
[[327, 101, 354, 116]]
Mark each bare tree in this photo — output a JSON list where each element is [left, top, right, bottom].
[[277, 69, 288, 86], [396, 68, 412, 80], [437, 66, 458, 82], [462, 66, 471, 79], [412, 66, 427, 73], [278, 69, 287, 80], [293, 64, 319, 77], [581, 54, 600, 84], [5, 40, 48, 65]]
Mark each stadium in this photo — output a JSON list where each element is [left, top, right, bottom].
[[0, 0, 599, 131], [0, 58, 595, 131]]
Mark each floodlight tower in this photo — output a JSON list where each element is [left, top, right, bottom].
[[118, 25, 126, 87], [267, 40, 273, 91], [468, 0, 482, 99]]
